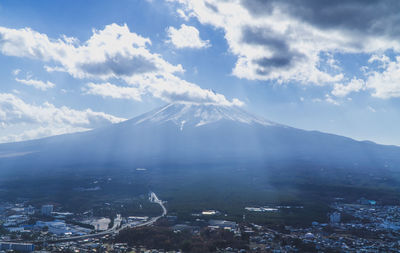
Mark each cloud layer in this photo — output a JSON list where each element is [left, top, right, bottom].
[[330, 55, 400, 99], [0, 93, 125, 143], [169, 0, 400, 89], [0, 24, 180, 79], [0, 23, 241, 106], [365, 55, 400, 99], [84, 82, 142, 101]]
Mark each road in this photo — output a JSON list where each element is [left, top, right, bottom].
[[117, 191, 167, 230], [38, 192, 167, 243]]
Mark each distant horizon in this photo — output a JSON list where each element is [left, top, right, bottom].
[[1, 101, 398, 148]]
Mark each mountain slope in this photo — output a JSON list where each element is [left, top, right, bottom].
[[132, 102, 275, 128], [0, 102, 399, 172]]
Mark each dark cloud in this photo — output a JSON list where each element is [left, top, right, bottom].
[[241, 0, 400, 39], [204, 2, 218, 12], [240, 0, 274, 15], [253, 54, 304, 75], [255, 56, 291, 68], [79, 54, 158, 77], [242, 26, 289, 52], [242, 26, 304, 73]]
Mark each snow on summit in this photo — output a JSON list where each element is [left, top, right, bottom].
[[133, 102, 275, 129]]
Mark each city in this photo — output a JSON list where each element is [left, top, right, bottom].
[[0, 193, 399, 252]]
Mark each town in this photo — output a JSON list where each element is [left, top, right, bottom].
[[0, 193, 399, 252]]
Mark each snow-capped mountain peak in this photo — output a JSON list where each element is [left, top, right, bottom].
[[132, 102, 275, 129]]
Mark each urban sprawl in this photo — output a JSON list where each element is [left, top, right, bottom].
[[0, 195, 399, 252]]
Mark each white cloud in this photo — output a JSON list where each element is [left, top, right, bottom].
[[324, 94, 340, 106], [325, 53, 341, 71], [367, 106, 376, 113], [0, 24, 181, 79], [0, 23, 241, 106], [15, 77, 55, 90], [0, 93, 125, 143], [84, 75, 243, 106], [311, 95, 339, 106], [365, 56, 400, 99], [0, 126, 89, 144], [167, 24, 210, 49], [84, 82, 142, 101], [330, 55, 400, 99], [332, 78, 365, 97], [177, 9, 191, 21], [123, 72, 243, 106], [368, 54, 391, 66], [168, 0, 400, 85], [12, 69, 21, 76]]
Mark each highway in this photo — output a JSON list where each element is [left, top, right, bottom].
[[117, 191, 167, 230], [39, 192, 167, 243]]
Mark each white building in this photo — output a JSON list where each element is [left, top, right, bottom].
[[4, 215, 28, 227], [41, 205, 53, 216], [329, 212, 341, 224], [24, 205, 35, 215]]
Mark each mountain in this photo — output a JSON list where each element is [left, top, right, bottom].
[[132, 102, 275, 128], [1, 102, 400, 172]]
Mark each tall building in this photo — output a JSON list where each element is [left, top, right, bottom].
[[329, 211, 341, 224], [41, 204, 53, 216], [25, 205, 35, 215]]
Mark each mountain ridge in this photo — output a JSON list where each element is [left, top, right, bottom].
[[127, 102, 278, 129], [0, 102, 395, 147], [0, 102, 399, 173]]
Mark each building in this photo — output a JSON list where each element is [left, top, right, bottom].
[[208, 220, 238, 231], [172, 224, 198, 233], [202, 210, 219, 215], [0, 242, 34, 252], [305, 232, 315, 239], [329, 212, 341, 224], [35, 220, 91, 236], [24, 205, 35, 215], [41, 204, 53, 216], [166, 215, 178, 224], [4, 215, 28, 227], [6, 227, 26, 233], [358, 197, 376, 205]]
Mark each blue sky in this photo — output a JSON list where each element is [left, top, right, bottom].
[[0, 0, 399, 145]]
